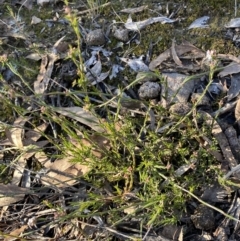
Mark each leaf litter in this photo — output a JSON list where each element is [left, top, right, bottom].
[[1, 1, 240, 240]]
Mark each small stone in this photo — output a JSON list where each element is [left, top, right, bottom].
[[169, 102, 192, 116], [113, 28, 129, 42], [138, 81, 161, 100], [162, 224, 182, 240], [86, 29, 106, 46], [191, 93, 210, 106], [191, 204, 215, 230]]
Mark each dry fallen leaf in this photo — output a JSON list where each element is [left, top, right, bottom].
[[4, 225, 28, 241], [149, 41, 204, 70], [41, 156, 91, 187], [201, 111, 240, 178], [55, 107, 105, 133], [0, 184, 29, 207], [11, 141, 49, 186], [201, 182, 231, 203], [171, 39, 183, 66], [124, 15, 176, 31], [227, 74, 240, 101], [34, 53, 59, 94], [5, 116, 30, 148], [235, 98, 240, 121], [23, 122, 48, 146], [218, 63, 240, 77], [120, 57, 149, 72], [187, 16, 210, 29]]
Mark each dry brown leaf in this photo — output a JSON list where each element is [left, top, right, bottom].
[[0, 139, 13, 146], [227, 74, 240, 101], [218, 63, 240, 77], [201, 111, 240, 178], [41, 156, 91, 187], [34, 53, 58, 94], [23, 122, 48, 145], [149, 41, 204, 70], [217, 53, 240, 64], [171, 39, 183, 66], [11, 140, 49, 186], [35, 151, 49, 165], [5, 116, 30, 148], [235, 100, 240, 152], [34, 55, 48, 93], [55, 107, 105, 133], [225, 126, 240, 160], [201, 182, 231, 203], [235, 98, 240, 120], [0, 184, 29, 207], [11, 157, 25, 186], [4, 225, 28, 241]]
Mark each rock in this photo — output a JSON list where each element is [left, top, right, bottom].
[[162, 224, 182, 240], [191, 204, 215, 230], [86, 29, 106, 46], [113, 27, 129, 42], [161, 72, 198, 107], [138, 81, 161, 99], [191, 93, 210, 106], [225, 18, 240, 28], [169, 102, 192, 116]]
